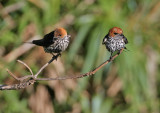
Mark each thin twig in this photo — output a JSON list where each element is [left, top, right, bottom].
[[6, 69, 20, 81], [17, 60, 34, 76], [6, 69, 33, 82], [34, 53, 61, 78], [0, 79, 35, 90]]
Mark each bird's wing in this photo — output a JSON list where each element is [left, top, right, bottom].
[[42, 31, 55, 47], [102, 34, 109, 44], [123, 36, 128, 44], [43, 31, 54, 40]]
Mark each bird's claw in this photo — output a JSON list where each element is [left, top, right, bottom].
[[52, 55, 58, 61], [109, 56, 112, 61], [117, 50, 121, 55], [58, 53, 61, 57], [109, 52, 113, 61], [55, 56, 58, 61], [52, 53, 61, 61]]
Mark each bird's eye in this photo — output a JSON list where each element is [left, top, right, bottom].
[[114, 33, 118, 35]]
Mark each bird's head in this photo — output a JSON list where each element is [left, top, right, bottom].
[[102, 27, 123, 45], [54, 28, 70, 39], [108, 27, 123, 38]]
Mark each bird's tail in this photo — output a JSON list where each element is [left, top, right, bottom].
[[23, 40, 43, 46], [23, 42, 33, 44]]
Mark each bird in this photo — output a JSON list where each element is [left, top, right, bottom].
[[26, 28, 70, 57], [102, 27, 128, 59]]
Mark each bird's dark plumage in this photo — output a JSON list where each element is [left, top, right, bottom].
[[122, 35, 128, 44], [32, 31, 55, 47]]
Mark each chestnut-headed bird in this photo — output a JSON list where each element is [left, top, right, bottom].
[[102, 27, 128, 59], [27, 28, 70, 56]]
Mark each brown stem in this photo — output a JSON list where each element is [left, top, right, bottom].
[[36, 49, 124, 81], [0, 49, 123, 90], [17, 60, 34, 76], [34, 53, 61, 78]]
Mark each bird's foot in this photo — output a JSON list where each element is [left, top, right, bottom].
[[52, 55, 58, 61], [117, 51, 120, 55], [58, 53, 61, 57], [109, 52, 113, 61], [109, 56, 113, 61], [52, 53, 61, 61], [51, 53, 57, 61]]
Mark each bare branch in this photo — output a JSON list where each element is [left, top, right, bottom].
[[0, 53, 61, 90], [17, 60, 34, 76], [0, 79, 35, 90], [36, 48, 124, 81], [6, 69, 33, 82], [34, 53, 61, 78], [6, 69, 20, 81], [0, 49, 124, 90]]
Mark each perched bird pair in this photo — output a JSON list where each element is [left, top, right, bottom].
[[27, 27, 128, 59]]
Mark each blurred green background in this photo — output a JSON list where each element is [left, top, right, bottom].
[[0, 0, 160, 113]]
